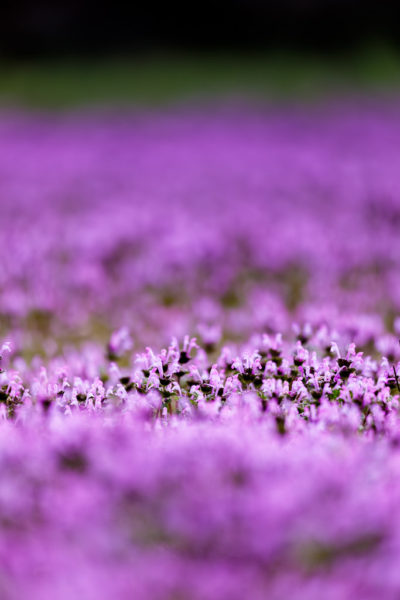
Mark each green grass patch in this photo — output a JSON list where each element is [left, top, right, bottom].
[[1, 46, 400, 109]]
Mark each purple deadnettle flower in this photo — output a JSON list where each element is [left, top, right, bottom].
[[1, 104, 400, 598]]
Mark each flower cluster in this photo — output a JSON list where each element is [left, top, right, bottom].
[[0, 329, 399, 597], [1, 104, 400, 598], [1, 331, 400, 436]]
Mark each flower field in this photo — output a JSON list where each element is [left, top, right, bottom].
[[1, 104, 400, 598]]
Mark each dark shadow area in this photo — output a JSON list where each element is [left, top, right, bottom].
[[1, 1, 400, 59]]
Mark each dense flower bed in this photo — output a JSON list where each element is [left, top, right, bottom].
[[1, 104, 400, 598]]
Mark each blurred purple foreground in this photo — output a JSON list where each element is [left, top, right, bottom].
[[1, 105, 400, 598]]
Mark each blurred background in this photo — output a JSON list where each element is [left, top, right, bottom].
[[1, 0, 400, 358], [1, 0, 400, 107]]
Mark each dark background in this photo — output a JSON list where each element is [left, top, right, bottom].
[[1, 1, 399, 58]]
